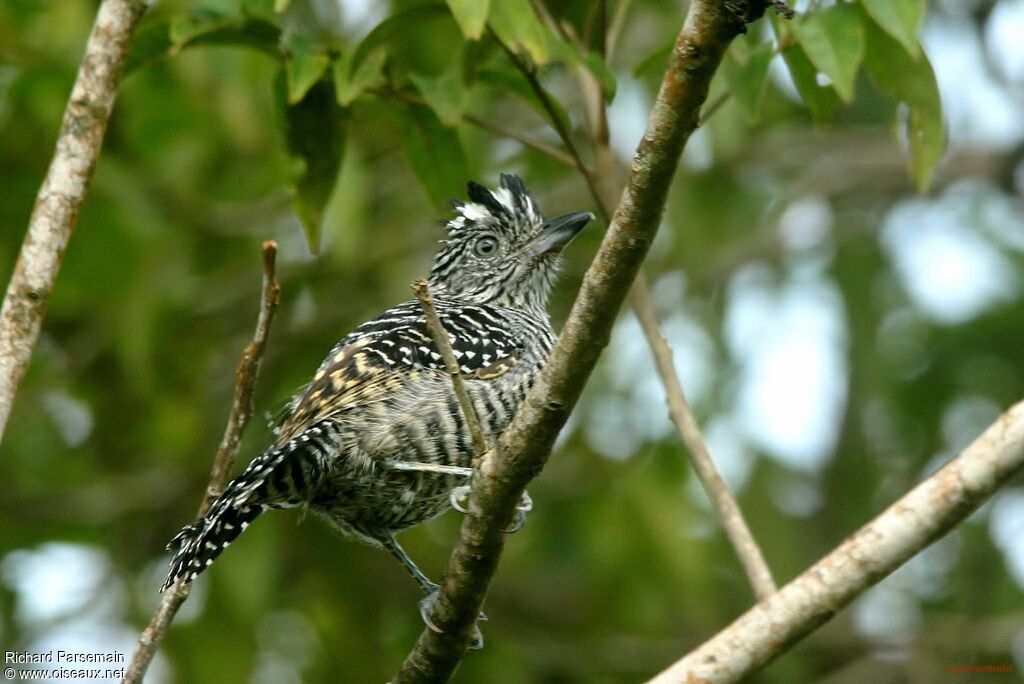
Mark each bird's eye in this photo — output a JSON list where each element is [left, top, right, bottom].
[[473, 236, 499, 258]]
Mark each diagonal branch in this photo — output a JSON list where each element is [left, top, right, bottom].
[[647, 398, 1024, 683], [394, 2, 772, 681], [122, 241, 281, 684], [0, 0, 150, 445], [510, 1, 777, 600], [631, 278, 777, 600]]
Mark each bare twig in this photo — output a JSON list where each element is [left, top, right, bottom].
[[699, 91, 731, 124], [461, 112, 579, 170], [0, 0, 149, 444], [647, 398, 1024, 683], [412, 279, 489, 460], [606, 0, 632, 62], [631, 279, 776, 600], [381, 88, 578, 169], [122, 583, 189, 684], [202, 243, 282, 510], [394, 3, 768, 681], [493, 34, 606, 215], [501, 7, 777, 600], [122, 241, 281, 684]]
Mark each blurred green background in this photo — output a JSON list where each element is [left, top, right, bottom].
[[2, 0, 1023, 682]]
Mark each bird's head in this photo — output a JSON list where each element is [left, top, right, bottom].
[[428, 174, 592, 313]]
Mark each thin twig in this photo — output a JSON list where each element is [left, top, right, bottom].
[[0, 0, 149, 445], [394, 3, 765, 681], [631, 278, 776, 600], [699, 91, 731, 125], [461, 112, 579, 170], [122, 241, 281, 684], [606, 0, 632, 63], [382, 87, 579, 169], [503, 8, 777, 600], [412, 279, 490, 460], [202, 243, 282, 510], [121, 582, 189, 684], [492, 32, 606, 208], [647, 398, 1024, 683]]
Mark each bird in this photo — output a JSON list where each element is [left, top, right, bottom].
[[161, 174, 592, 643]]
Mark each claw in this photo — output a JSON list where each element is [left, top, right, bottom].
[[450, 485, 471, 513], [503, 490, 533, 533], [418, 589, 486, 649], [504, 508, 527, 534], [418, 591, 445, 634]]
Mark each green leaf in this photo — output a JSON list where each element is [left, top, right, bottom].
[[781, 43, 841, 122], [350, 4, 449, 75], [124, 22, 174, 74], [186, 19, 280, 57], [905, 99, 945, 192], [331, 50, 387, 106], [634, 43, 673, 80], [863, 20, 945, 191], [476, 68, 572, 136], [274, 0, 292, 12], [792, 3, 865, 103], [169, 10, 231, 47], [446, 0, 490, 40], [127, 14, 281, 74], [241, 0, 276, 20], [410, 72, 465, 127], [185, 18, 280, 57], [862, 0, 925, 58], [399, 105, 467, 209], [285, 37, 330, 104], [722, 42, 773, 124], [488, 0, 549, 65], [583, 52, 617, 103], [277, 72, 347, 252]]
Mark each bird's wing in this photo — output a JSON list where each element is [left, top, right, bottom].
[[274, 301, 523, 443]]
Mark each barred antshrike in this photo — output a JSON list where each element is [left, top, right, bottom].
[[163, 174, 591, 642]]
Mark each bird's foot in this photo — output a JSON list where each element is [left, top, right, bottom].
[[449, 484, 471, 513], [504, 490, 533, 533], [450, 487, 531, 534], [418, 589, 486, 650]]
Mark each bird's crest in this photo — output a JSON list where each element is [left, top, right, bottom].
[[445, 174, 542, 237]]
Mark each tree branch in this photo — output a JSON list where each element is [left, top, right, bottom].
[[646, 398, 1024, 683], [0, 0, 150, 444], [122, 241, 281, 684], [510, 3, 777, 601], [394, 2, 770, 681]]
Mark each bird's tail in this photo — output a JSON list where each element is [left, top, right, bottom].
[[160, 419, 338, 591], [161, 492, 265, 592]]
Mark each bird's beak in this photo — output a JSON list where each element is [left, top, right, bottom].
[[529, 211, 594, 257]]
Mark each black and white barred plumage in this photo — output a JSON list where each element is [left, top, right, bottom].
[[162, 175, 592, 614]]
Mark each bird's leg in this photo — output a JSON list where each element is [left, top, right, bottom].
[[379, 531, 437, 595], [378, 531, 485, 649]]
